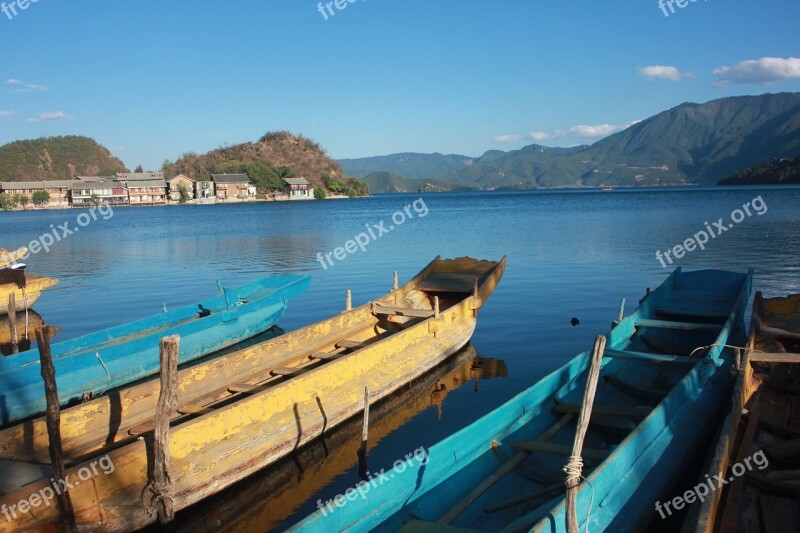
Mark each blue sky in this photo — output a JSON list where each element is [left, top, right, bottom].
[[1, 0, 799, 171]]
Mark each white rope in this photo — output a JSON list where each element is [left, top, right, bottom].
[[689, 343, 749, 358], [563, 455, 594, 533], [95, 351, 112, 395]]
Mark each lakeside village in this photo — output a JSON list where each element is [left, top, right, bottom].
[[0, 172, 354, 210]]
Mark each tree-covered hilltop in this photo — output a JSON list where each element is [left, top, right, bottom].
[[162, 131, 353, 194], [718, 156, 800, 185], [0, 136, 128, 181]]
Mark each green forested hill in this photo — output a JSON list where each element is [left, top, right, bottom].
[[719, 155, 800, 185], [0, 136, 128, 180]]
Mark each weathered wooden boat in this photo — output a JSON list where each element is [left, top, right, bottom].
[[288, 267, 752, 533], [692, 291, 800, 533], [0, 265, 59, 314], [0, 274, 311, 425], [0, 255, 505, 531], [175, 343, 507, 533]]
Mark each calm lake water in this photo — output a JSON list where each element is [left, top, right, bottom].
[[1, 186, 799, 531]]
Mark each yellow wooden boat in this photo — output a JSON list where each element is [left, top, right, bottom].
[[0, 271, 59, 314], [0, 255, 505, 532], [176, 343, 507, 532], [693, 291, 800, 532], [0, 310, 51, 355]]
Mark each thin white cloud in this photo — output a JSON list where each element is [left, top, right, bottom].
[[639, 65, 693, 81], [0, 110, 14, 118], [713, 56, 800, 87], [493, 134, 521, 144], [5, 79, 22, 85], [15, 84, 49, 93], [28, 111, 74, 122], [530, 120, 640, 142]]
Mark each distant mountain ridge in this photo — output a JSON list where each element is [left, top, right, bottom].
[[341, 92, 800, 189], [339, 153, 474, 180], [0, 136, 128, 181]]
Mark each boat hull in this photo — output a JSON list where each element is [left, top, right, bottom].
[[0, 274, 310, 425], [286, 267, 751, 533]]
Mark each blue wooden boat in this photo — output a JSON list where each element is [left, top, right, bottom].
[[0, 274, 310, 425], [289, 267, 752, 533]]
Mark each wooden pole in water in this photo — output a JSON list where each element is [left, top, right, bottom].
[[149, 335, 180, 524], [565, 335, 606, 533], [393, 271, 399, 291], [346, 289, 352, 311], [617, 298, 626, 322], [36, 326, 76, 532], [8, 294, 18, 354], [361, 385, 370, 451]]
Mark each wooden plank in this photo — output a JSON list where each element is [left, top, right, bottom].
[[510, 441, 610, 462], [766, 438, 800, 461], [438, 413, 574, 525], [7, 294, 18, 354], [719, 393, 761, 531], [372, 305, 435, 319], [603, 374, 667, 401], [554, 402, 651, 420], [759, 494, 799, 533], [634, 319, 722, 332], [309, 352, 341, 361], [749, 353, 800, 364], [604, 348, 696, 364]]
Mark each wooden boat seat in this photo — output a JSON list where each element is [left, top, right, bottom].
[[554, 401, 651, 420], [633, 319, 722, 332], [270, 367, 309, 378], [336, 340, 366, 350], [604, 348, 697, 364], [371, 304, 435, 319], [750, 352, 800, 364], [510, 441, 610, 462], [308, 352, 342, 361], [603, 374, 667, 401], [399, 519, 482, 532], [177, 404, 214, 415], [417, 273, 478, 293]]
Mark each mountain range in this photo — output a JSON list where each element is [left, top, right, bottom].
[[339, 92, 800, 192]]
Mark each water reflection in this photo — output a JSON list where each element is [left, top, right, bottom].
[[167, 343, 507, 533]]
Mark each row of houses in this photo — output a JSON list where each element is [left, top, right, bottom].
[[0, 173, 314, 208]]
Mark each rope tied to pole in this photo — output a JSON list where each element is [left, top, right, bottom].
[[689, 343, 749, 358], [563, 456, 594, 533]]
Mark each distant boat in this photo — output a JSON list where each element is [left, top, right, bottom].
[[600, 186, 614, 191], [0, 273, 310, 425], [0, 247, 59, 315], [0, 256, 504, 532], [288, 267, 752, 533], [693, 291, 800, 532]]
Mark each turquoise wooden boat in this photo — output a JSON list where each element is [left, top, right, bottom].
[[0, 274, 310, 426], [289, 267, 752, 533]]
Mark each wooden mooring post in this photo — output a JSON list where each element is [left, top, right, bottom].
[[147, 335, 180, 524], [36, 326, 76, 532], [393, 271, 399, 291], [346, 289, 352, 312], [8, 294, 18, 354], [357, 386, 371, 479], [565, 335, 606, 533]]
